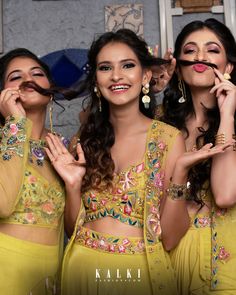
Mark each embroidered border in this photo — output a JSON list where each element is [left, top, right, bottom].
[[0, 116, 27, 160], [75, 226, 145, 254]]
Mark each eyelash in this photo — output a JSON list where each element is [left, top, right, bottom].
[[98, 63, 136, 71], [9, 72, 45, 81], [183, 49, 195, 54], [123, 63, 135, 69], [33, 73, 45, 77], [208, 49, 220, 53], [183, 49, 220, 54], [9, 76, 21, 81], [98, 65, 111, 71]]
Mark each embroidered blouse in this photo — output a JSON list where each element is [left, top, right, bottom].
[[82, 120, 165, 228], [0, 116, 65, 229], [70, 119, 181, 295]]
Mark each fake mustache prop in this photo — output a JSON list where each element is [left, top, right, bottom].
[[177, 59, 218, 69]]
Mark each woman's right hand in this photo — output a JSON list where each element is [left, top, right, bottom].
[[45, 133, 86, 191], [0, 87, 26, 118]]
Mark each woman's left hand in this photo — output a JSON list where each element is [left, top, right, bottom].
[[173, 142, 233, 181], [210, 68, 236, 117], [151, 46, 176, 93]]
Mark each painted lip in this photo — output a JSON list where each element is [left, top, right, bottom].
[[109, 83, 130, 93], [192, 64, 208, 73]]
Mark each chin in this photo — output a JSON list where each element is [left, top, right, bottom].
[[190, 79, 215, 88]]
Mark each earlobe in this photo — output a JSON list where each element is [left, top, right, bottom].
[[143, 69, 152, 84], [226, 62, 234, 75]]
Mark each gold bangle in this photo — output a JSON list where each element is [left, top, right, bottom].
[[215, 133, 225, 145], [215, 133, 236, 150], [166, 181, 189, 201]]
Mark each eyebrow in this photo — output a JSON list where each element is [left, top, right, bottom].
[[183, 41, 222, 48], [97, 58, 137, 66], [6, 66, 44, 80]]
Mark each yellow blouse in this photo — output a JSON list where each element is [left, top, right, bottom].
[[82, 120, 174, 230], [0, 116, 65, 229], [70, 120, 180, 295]]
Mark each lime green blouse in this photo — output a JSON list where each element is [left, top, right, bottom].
[[0, 116, 65, 229]]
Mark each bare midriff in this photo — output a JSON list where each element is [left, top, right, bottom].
[[0, 223, 59, 245]]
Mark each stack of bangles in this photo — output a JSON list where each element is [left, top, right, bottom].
[[215, 133, 236, 151], [166, 180, 189, 201]]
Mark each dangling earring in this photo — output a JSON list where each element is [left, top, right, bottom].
[[49, 95, 54, 133], [223, 73, 231, 80], [142, 83, 150, 109], [178, 78, 186, 103], [94, 86, 102, 112]]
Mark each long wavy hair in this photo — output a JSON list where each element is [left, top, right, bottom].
[[160, 18, 236, 204], [79, 29, 169, 192]]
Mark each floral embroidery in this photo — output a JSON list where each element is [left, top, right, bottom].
[[193, 216, 211, 228], [10, 123, 19, 135], [0, 116, 27, 160], [29, 135, 69, 167], [75, 226, 145, 254], [136, 162, 144, 173], [82, 162, 145, 228], [145, 122, 166, 244], [120, 170, 135, 190], [218, 246, 230, 262], [29, 139, 47, 166], [211, 203, 231, 289], [5, 169, 65, 227]]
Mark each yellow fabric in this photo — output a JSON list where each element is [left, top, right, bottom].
[[62, 120, 180, 295], [170, 198, 236, 294], [2, 164, 65, 228], [62, 241, 152, 295], [82, 122, 154, 228], [170, 213, 212, 295], [0, 116, 66, 294], [0, 232, 59, 295], [0, 117, 65, 227], [212, 203, 236, 291]]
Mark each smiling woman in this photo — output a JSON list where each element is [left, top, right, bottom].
[[0, 48, 66, 295], [42, 28, 230, 295]]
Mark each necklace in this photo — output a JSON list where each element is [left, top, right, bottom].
[[29, 139, 47, 166]]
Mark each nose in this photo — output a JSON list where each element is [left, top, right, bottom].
[[111, 66, 122, 82], [195, 49, 207, 61], [23, 73, 32, 82]]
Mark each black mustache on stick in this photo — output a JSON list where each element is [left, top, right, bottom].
[[177, 59, 218, 69]]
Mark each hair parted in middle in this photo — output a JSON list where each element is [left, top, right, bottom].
[[159, 18, 236, 206], [79, 28, 170, 192]]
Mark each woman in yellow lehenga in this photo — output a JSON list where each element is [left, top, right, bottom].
[[156, 18, 236, 294], [0, 49, 66, 295], [46, 29, 227, 295]]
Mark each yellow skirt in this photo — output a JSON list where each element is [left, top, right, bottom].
[[0, 232, 60, 295], [170, 214, 236, 295], [61, 227, 153, 295]]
